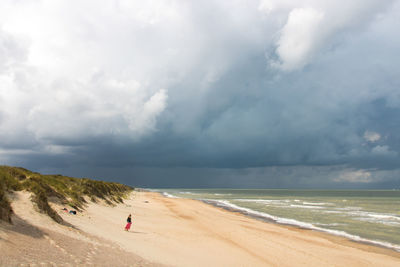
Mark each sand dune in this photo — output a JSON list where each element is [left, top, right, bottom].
[[1, 190, 400, 266], [0, 191, 159, 267]]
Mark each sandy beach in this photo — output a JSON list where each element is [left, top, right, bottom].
[[1, 190, 400, 267]]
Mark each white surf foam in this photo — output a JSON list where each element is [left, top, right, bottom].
[[289, 204, 324, 209], [335, 206, 362, 211], [204, 199, 400, 252], [347, 210, 400, 225], [179, 191, 199, 195], [302, 202, 332, 206], [235, 199, 287, 205], [314, 223, 346, 227], [162, 192, 180, 198], [322, 210, 342, 214], [367, 214, 400, 221]]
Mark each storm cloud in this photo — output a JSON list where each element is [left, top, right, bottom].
[[1, 0, 400, 188]]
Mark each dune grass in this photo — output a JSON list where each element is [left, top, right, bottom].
[[0, 166, 134, 223], [0, 179, 13, 223]]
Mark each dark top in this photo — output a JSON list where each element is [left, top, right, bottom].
[[127, 217, 132, 223]]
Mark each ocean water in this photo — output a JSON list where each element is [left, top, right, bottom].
[[156, 189, 400, 251]]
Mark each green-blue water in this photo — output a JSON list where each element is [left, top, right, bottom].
[[157, 189, 400, 251]]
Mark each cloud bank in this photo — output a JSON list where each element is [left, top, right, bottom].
[[1, 0, 400, 187]]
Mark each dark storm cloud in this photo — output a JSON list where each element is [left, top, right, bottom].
[[1, 0, 400, 188]]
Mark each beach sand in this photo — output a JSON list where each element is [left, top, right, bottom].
[[1, 190, 400, 266]]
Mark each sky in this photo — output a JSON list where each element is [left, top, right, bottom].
[[1, 0, 400, 188]]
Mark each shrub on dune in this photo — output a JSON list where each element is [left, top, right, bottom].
[[0, 165, 133, 223]]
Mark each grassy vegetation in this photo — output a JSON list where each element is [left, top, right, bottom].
[[0, 179, 13, 223], [0, 166, 134, 224]]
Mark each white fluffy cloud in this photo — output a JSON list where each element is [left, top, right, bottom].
[[364, 131, 381, 142], [0, 0, 180, 148], [334, 169, 374, 183], [260, 0, 394, 70], [0, 0, 268, 148], [274, 7, 324, 70]]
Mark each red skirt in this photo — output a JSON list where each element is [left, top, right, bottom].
[[125, 222, 132, 230]]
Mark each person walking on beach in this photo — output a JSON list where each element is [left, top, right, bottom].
[[125, 214, 132, 231]]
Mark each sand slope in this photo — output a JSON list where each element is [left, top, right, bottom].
[[0, 191, 160, 267], [1, 190, 400, 267]]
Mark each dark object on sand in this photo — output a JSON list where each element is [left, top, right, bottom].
[[69, 210, 77, 215]]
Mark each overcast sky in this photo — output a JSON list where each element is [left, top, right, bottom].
[[1, 0, 400, 188]]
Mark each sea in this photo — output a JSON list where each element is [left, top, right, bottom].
[[154, 189, 400, 252]]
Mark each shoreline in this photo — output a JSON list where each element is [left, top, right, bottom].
[[197, 198, 400, 254], [158, 190, 400, 259], [159, 189, 400, 254], [201, 199, 400, 258]]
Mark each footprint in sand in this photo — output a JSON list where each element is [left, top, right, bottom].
[[43, 234, 79, 264], [83, 244, 100, 265], [44, 235, 58, 248]]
